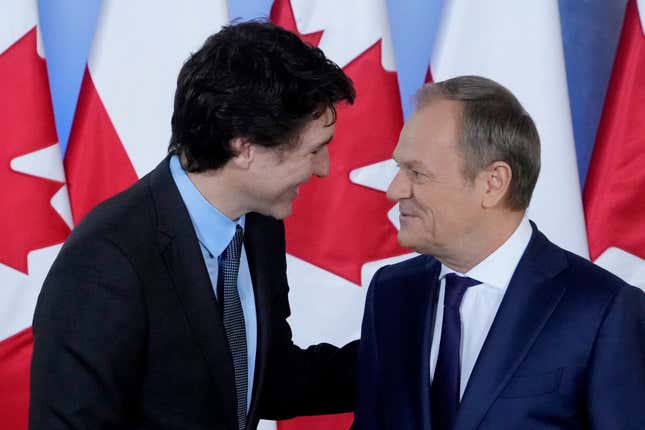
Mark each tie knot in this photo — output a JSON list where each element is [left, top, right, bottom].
[[233, 224, 244, 243], [224, 225, 244, 263], [443, 273, 479, 308]]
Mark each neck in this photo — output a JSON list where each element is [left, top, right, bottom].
[[187, 168, 248, 221], [440, 210, 525, 273]]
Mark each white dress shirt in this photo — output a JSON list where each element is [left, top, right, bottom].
[[429, 216, 532, 399]]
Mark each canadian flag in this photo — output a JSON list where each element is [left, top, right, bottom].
[[0, 0, 73, 428], [584, 0, 645, 291], [270, 1, 411, 429]]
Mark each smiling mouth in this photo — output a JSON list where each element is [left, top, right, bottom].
[[286, 186, 299, 200], [399, 210, 419, 218]]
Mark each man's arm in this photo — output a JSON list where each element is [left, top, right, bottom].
[[586, 283, 645, 430], [29, 238, 146, 430], [256, 219, 358, 419], [258, 277, 359, 419], [351, 268, 384, 430]]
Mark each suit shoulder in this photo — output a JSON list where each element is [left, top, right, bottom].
[[562, 249, 630, 292], [553, 247, 645, 315], [64, 175, 156, 251], [528, 225, 631, 302], [373, 254, 436, 285]]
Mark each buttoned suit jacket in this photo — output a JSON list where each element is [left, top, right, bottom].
[[30, 157, 357, 430], [353, 223, 645, 430]]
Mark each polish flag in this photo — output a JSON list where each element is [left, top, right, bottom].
[[430, 0, 589, 257], [271, 1, 412, 429], [0, 1, 73, 428], [584, 0, 645, 291], [64, 1, 229, 223]]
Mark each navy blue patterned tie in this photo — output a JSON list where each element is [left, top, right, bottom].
[[219, 225, 247, 430], [431, 273, 480, 430]]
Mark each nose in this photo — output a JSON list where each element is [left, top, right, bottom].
[[313, 146, 330, 178], [386, 169, 411, 202]]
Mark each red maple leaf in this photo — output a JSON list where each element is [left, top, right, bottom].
[[271, 0, 324, 47], [272, 0, 408, 285], [0, 28, 70, 274]]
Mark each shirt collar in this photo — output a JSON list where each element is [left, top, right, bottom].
[[169, 155, 245, 258], [440, 215, 532, 291]]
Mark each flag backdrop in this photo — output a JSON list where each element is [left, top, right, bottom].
[[1, 0, 643, 429], [0, 0, 72, 427], [65, 1, 229, 223], [271, 0, 411, 428], [584, 0, 645, 290]]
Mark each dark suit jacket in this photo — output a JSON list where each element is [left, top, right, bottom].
[[30, 158, 357, 430], [353, 223, 645, 430]]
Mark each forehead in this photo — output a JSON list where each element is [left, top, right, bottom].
[[394, 99, 462, 161]]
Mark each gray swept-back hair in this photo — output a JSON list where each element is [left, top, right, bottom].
[[417, 75, 540, 211]]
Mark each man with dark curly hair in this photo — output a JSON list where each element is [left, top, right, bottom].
[[30, 22, 357, 430]]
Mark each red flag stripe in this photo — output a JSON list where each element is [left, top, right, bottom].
[[584, 0, 645, 261]]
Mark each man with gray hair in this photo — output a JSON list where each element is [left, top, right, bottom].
[[353, 75, 645, 429]]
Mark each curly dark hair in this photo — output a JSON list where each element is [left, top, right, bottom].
[[168, 21, 355, 172]]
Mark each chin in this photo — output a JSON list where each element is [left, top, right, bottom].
[[270, 205, 293, 220], [396, 230, 418, 252]]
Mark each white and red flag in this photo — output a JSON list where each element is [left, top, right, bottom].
[[584, 0, 645, 291], [0, 0, 73, 427], [64, 1, 229, 223]]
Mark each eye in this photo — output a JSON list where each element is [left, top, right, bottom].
[[311, 145, 326, 155], [406, 166, 429, 183]]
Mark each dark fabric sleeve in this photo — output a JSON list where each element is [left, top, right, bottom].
[[257, 221, 359, 419], [29, 238, 146, 430], [586, 283, 645, 430], [259, 293, 359, 419], [351, 267, 384, 430]]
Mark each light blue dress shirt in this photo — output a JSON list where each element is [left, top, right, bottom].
[[169, 155, 257, 410]]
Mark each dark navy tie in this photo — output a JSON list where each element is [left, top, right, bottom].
[[431, 273, 480, 430], [219, 226, 247, 430]]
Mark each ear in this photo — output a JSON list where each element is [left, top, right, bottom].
[[480, 161, 512, 209], [229, 137, 252, 169]]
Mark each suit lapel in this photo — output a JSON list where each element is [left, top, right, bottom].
[[422, 258, 442, 430], [454, 226, 568, 430], [150, 159, 236, 427], [244, 213, 275, 428]]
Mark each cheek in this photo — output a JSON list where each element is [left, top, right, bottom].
[[411, 189, 438, 225], [283, 159, 312, 181], [415, 189, 464, 238]]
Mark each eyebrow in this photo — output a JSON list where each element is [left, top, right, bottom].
[[393, 156, 427, 171]]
